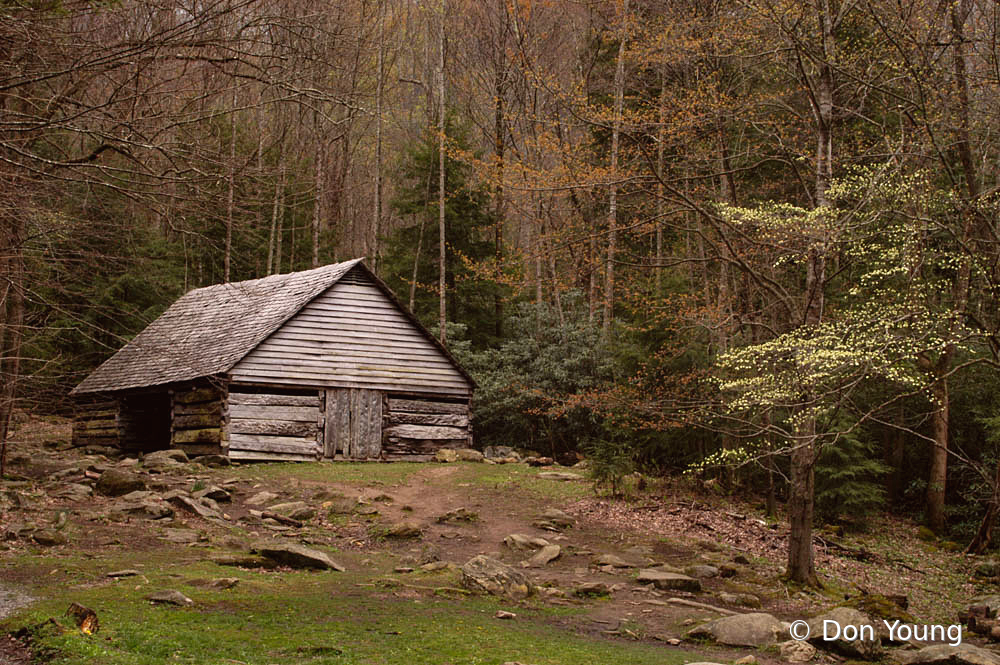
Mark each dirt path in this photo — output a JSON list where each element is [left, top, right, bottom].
[[0, 586, 32, 622]]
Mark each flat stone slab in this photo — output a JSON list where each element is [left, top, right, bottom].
[[686, 612, 785, 647], [524, 544, 561, 568], [594, 554, 639, 568], [256, 543, 345, 571], [898, 645, 1000, 665], [147, 590, 193, 606], [635, 569, 701, 592], [537, 471, 585, 481]]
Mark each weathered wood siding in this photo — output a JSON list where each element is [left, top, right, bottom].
[[382, 396, 472, 460], [324, 388, 382, 459], [229, 268, 472, 397], [227, 390, 322, 462]]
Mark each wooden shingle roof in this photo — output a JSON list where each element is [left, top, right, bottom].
[[72, 259, 364, 394]]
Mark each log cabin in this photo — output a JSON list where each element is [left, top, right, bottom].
[[70, 259, 475, 462]]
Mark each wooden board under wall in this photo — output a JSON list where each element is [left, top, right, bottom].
[[227, 389, 322, 462]]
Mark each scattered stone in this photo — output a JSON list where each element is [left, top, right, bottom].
[[246, 491, 279, 506], [734, 656, 757, 665], [524, 545, 561, 568], [106, 569, 141, 578], [537, 471, 585, 481], [898, 644, 1000, 665], [193, 486, 231, 503], [257, 543, 346, 571], [420, 561, 452, 572], [483, 446, 518, 460], [95, 469, 147, 497], [976, 561, 1000, 579], [208, 578, 239, 590], [685, 613, 785, 647], [147, 590, 193, 606], [116, 499, 174, 520], [144, 449, 189, 466], [32, 529, 67, 546], [394, 567, 414, 574], [434, 449, 459, 463], [160, 528, 202, 544], [806, 607, 881, 659], [460, 555, 532, 599], [533, 508, 575, 531], [524, 457, 554, 467], [166, 494, 224, 521], [968, 596, 1000, 619], [454, 448, 484, 462], [733, 553, 751, 565], [717, 592, 761, 609], [635, 569, 701, 592], [504, 534, 550, 551], [573, 582, 611, 597], [593, 554, 639, 568], [51, 483, 92, 500], [267, 501, 306, 514], [120, 490, 155, 502], [718, 564, 738, 578], [685, 564, 720, 578], [780, 639, 817, 663], [437, 507, 478, 523], [495, 610, 517, 620], [382, 522, 423, 539]]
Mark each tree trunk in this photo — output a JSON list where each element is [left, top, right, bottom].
[[437, 0, 447, 344], [786, 424, 818, 585], [0, 219, 24, 478], [493, 52, 505, 338], [225, 104, 237, 282], [603, 0, 628, 336], [373, 0, 385, 273], [312, 112, 324, 269], [926, 373, 950, 534]]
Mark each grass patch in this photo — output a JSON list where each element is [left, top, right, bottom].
[[4, 563, 697, 665], [232, 461, 425, 487], [444, 464, 594, 502]]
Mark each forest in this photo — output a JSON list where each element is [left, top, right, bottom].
[[1, 0, 999, 587]]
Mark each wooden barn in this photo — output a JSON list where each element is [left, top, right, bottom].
[[70, 259, 475, 462]]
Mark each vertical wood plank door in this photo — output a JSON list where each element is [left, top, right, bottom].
[[324, 388, 382, 460]]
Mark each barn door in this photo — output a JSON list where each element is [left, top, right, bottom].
[[324, 389, 382, 459]]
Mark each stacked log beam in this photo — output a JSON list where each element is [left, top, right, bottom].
[[71, 400, 119, 449], [382, 397, 472, 460], [171, 386, 226, 456]]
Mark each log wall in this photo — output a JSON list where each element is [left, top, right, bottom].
[[170, 385, 226, 456], [71, 399, 120, 449], [381, 396, 472, 460], [227, 390, 322, 462]]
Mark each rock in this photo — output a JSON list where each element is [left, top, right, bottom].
[[161, 528, 202, 544], [593, 554, 639, 568], [733, 553, 751, 565], [454, 448, 484, 462], [718, 592, 761, 609], [524, 545, 561, 567], [117, 499, 174, 520], [193, 486, 231, 503], [437, 507, 478, 523], [268, 501, 306, 514], [394, 567, 414, 573], [460, 555, 532, 599], [533, 508, 575, 531], [208, 578, 239, 589], [685, 564, 720, 578], [420, 561, 452, 572], [524, 456, 554, 467], [806, 606, 881, 659], [245, 491, 279, 506], [32, 529, 67, 546], [898, 645, 1000, 665], [635, 569, 701, 592], [537, 471, 585, 481], [780, 639, 817, 663], [256, 543, 346, 571], [504, 534, 550, 551], [144, 449, 189, 466], [734, 657, 757, 665], [685, 613, 785, 647], [51, 483, 92, 500], [289, 507, 316, 521], [192, 455, 230, 467], [976, 561, 1000, 578], [147, 590, 193, 606], [95, 469, 147, 497], [483, 446, 518, 460], [573, 582, 611, 597], [495, 610, 517, 619], [969, 596, 1000, 619], [166, 494, 224, 521], [434, 449, 459, 463], [120, 490, 155, 502], [107, 569, 141, 578], [381, 521, 423, 539]]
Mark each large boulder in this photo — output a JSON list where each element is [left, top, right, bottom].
[[143, 449, 189, 466], [461, 555, 532, 599], [256, 543, 345, 571], [635, 569, 701, 592], [807, 606, 881, 660], [95, 469, 147, 497], [686, 613, 785, 647], [898, 645, 1000, 665]]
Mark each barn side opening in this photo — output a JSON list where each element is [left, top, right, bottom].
[[118, 391, 171, 452]]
